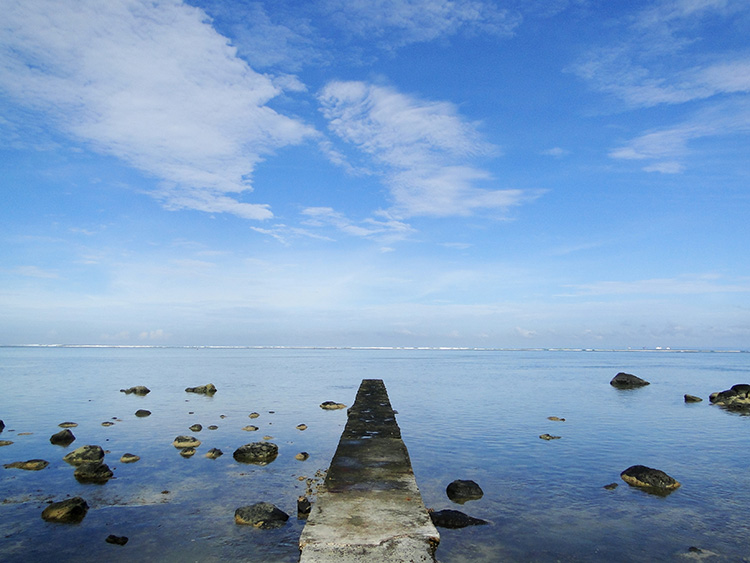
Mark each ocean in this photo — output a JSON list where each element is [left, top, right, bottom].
[[0, 346, 748, 562]]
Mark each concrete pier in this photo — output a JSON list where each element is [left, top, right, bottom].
[[299, 379, 439, 562]]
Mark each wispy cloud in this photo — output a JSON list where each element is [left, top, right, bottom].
[[0, 0, 315, 220], [563, 274, 750, 297], [301, 207, 415, 241], [319, 80, 542, 217]]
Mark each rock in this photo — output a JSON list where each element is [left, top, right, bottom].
[[446, 479, 484, 504], [262, 435, 274, 440], [185, 383, 217, 395], [603, 482, 619, 490], [50, 429, 76, 446], [234, 502, 289, 528], [295, 452, 310, 461], [297, 496, 311, 518], [684, 394, 703, 403], [74, 462, 114, 483], [64, 445, 105, 466], [0, 419, 4, 431], [208, 425, 219, 430], [620, 465, 680, 491], [610, 372, 650, 388], [242, 425, 259, 432], [105, 535, 128, 545], [205, 448, 223, 459], [120, 386, 150, 395], [120, 453, 140, 463], [539, 434, 561, 440], [709, 384, 750, 411], [429, 509, 488, 529], [135, 409, 151, 417], [296, 424, 308, 431], [0, 440, 13, 447], [320, 401, 346, 410], [4, 459, 49, 471], [101, 421, 115, 427], [179, 447, 196, 458], [248, 412, 260, 419], [189, 424, 202, 432], [547, 416, 565, 421], [41, 497, 89, 523], [58, 422, 78, 428], [172, 435, 201, 448], [233, 442, 279, 465]]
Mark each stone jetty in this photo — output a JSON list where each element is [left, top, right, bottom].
[[299, 379, 439, 562]]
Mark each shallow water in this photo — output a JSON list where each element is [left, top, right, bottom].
[[0, 347, 748, 562]]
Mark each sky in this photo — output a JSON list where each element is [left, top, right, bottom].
[[1, 0, 749, 349]]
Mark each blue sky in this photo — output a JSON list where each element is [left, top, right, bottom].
[[1, 0, 749, 348]]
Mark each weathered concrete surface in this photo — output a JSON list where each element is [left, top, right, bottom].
[[299, 379, 439, 562]]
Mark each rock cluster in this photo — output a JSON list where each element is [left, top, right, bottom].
[[234, 502, 289, 528], [185, 383, 217, 395], [710, 383, 750, 411], [41, 497, 89, 523], [120, 386, 150, 395], [610, 372, 650, 388], [233, 442, 278, 465], [620, 465, 680, 492]]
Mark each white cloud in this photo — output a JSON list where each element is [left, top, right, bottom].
[[301, 207, 415, 241], [319, 80, 542, 217], [563, 274, 750, 297], [0, 0, 315, 220]]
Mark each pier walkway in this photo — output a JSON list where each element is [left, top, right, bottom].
[[299, 379, 439, 562]]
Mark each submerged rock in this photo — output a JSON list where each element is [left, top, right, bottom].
[[620, 465, 680, 492], [120, 386, 150, 395], [233, 442, 279, 465], [603, 482, 619, 490], [50, 429, 76, 446], [610, 372, 650, 388], [684, 394, 703, 403], [172, 435, 201, 448], [120, 453, 140, 463], [320, 401, 346, 410], [429, 509, 488, 529], [41, 497, 89, 523], [185, 383, 217, 395], [242, 425, 259, 432], [709, 384, 750, 411], [205, 448, 223, 459], [101, 421, 115, 427], [105, 535, 129, 545], [234, 502, 289, 528], [4, 459, 49, 471], [446, 480, 484, 504], [74, 462, 114, 483], [539, 434, 561, 440], [58, 422, 78, 428], [0, 440, 13, 447], [134, 409, 151, 418], [547, 416, 566, 421], [63, 445, 105, 466]]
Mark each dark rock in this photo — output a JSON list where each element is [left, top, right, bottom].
[[74, 462, 114, 483], [539, 433, 561, 440], [429, 509, 488, 529], [320, 401, 346, 410], [446, 479, 484, 504], [620, 465, 680, 492], [234, 502, 289, 528], [295, 452, 310, 461], [603, 482, 619, 490], [41, 497, 89, 523], [297, 496, 311, 518], [684, 394, 703, 403], [205, 448, 223, 459], [710, 384, 750, 411], [63, 445, 105, 466], [208, 425, 219, 430], [120, 386, 150, 395], [189, 424, 202, 432], [4, 459, 49, 471], [120, 453, 140, 463], [172, 435, 201, 448], [134, 409, 151, 417], [179, 447, 196, 457], [106, 535, 128, 545], [185, 383, 217, 395], [0, 419, 4, 431], [233, 442, 279, 465], [50, 429, 76, 446], [610, 372, 650, 388]]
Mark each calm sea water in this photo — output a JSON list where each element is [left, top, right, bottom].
[[0, 346, 748, 562]]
